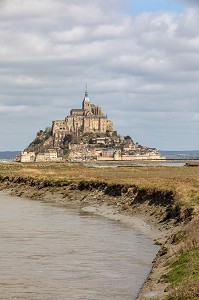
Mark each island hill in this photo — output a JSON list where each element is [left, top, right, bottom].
[[20, 88, 163, 162]]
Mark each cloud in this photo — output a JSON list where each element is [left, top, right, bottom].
[[179, 0, 199, 6], [0, 104, 26, 113], [0, 0, 199, 150]]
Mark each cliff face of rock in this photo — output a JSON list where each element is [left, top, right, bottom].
[[26, 128, 53, 154]]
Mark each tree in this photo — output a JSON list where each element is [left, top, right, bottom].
[[124, 135, 132, 140], [63, 134, 72, 144]]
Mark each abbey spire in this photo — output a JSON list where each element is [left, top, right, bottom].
[[82, 83, 91, 111], [85, 82, 88, 98], [83, 82, 89, 102]]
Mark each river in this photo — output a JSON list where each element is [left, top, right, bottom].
[[0, 191, 158, 300]]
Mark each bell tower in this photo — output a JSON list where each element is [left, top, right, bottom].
[[82, 83, 91, 113]]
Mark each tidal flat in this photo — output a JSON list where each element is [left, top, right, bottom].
[[0, 162, 199, 299]]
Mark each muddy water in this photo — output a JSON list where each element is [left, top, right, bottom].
[[0, 192, 159, 300]]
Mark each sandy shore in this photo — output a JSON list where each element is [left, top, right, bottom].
[[81, 204, 167, 241], [0, 181, 183, 299]]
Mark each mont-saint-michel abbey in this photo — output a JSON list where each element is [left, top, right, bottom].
[[52, 87, 113, 148], [20, 86, 162, 162]]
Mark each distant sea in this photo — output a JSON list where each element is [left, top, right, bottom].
[[159, 150, 199, 160], [1, 150, 199, 162], [0, 151, 21, 161]]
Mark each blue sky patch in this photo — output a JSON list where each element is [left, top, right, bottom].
[[128, 0, 185, 15]]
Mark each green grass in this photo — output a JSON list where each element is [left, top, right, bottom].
[[165, 249, 199, 283], [164, 249, 199, 299]]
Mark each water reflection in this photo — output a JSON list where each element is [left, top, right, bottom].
[[0, 192, 158, 300]]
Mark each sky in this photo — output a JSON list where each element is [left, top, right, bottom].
[[0, 0, 199, 151]]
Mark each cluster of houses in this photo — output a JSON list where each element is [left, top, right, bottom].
[[67, 142, 162, 162], [20, 140, 162, 163], [20, 149, 62, 163]]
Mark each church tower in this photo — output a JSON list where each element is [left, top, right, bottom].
[[82, 83, 91, 114]]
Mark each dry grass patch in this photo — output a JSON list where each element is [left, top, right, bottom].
[[1, 163, 199, 210], [180, 216, 199, 252]]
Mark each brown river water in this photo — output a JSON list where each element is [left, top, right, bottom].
[[0, 192, 159, 300]]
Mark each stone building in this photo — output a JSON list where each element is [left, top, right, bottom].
[[35, 149, 62, 162], [52, 87, 113, 147], [20, 149, 62, 163], [20, 151, 36, 162]]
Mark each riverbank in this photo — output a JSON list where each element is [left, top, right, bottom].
[[0, 162, 199, 299]]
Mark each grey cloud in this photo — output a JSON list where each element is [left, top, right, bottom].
[[179, 0, 199, 6], [0, 0, 199, 150], [0, 0, 6, 6]]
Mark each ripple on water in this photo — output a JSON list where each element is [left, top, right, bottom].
[[0, 192, 159, 300]]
